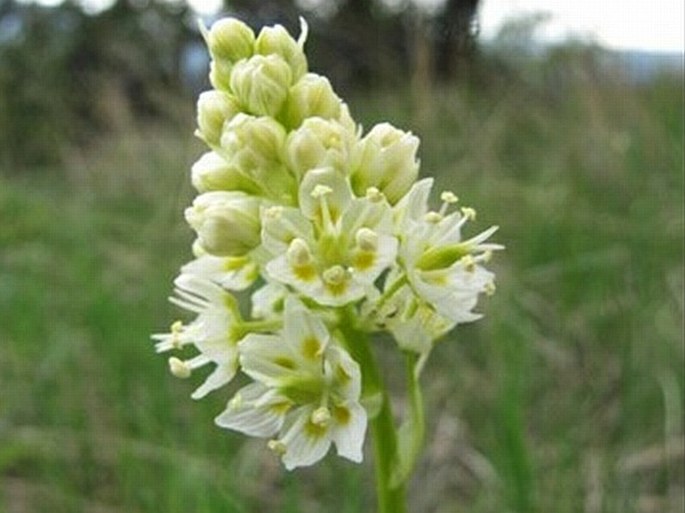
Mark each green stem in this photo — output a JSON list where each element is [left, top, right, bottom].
[[338, 307, 407, 513], [372, 392, 408, 513]]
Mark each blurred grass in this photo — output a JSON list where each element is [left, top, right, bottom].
[[1, 64, 683, 512]]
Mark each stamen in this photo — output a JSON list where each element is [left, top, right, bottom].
[[268, 439, 287, 455], [287, 238, 312, 266], [424, 211, 442, 223], [365, 187, 384, 202], [311, 406, 331, 427], [355, 227, 378, 252], [323, 265, 346, 285], [170, 320, 184, 349], [484, 281, 497, 296], [460, 207, 476, 221], [439, 191, 458, 216], [440, 191, 459, 204], [310, 184, 333, 198], [168, 357, 191, 378]]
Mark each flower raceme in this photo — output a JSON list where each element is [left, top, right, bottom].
[[154, 17, 502, 471]]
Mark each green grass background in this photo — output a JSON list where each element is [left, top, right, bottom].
[[1, 66, 683, 512]]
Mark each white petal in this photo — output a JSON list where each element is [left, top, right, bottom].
[[251, 282, 287, 319], [325, 345, 362, 400], [215, 383, 289, 438], [191, 362, 237, 399], [279, 407, 332, 470], [261, 206, 313, 256], [331, 401, 367, 463], [239, 334, 301, 386], [298, 168, 352, 224], [394, 178, 433, 229], [283, 297, 330, 362]]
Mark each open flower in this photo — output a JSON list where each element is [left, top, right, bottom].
[[215, 298, 367, 469], [393, 178, 502, 325], [151, 274, 243, 399], [263, 168, 398, 306]]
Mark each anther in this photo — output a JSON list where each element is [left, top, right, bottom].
[[460, 207, 476, 221], [355, 227, 378, 252], [323, 265, 346, 285], [484, 281, 497, 296], [168, 357, 192, 379], [440, 191, 458, 204], [311, 406, 331, 427], [311, 184, 333, 198], [424, 211, 443, 223], [287, 238, 312, 266], [365, 187, 384, 202], [268, 439, 287, 455]]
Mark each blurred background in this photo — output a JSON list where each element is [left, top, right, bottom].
[[0, 0, 683, 512]]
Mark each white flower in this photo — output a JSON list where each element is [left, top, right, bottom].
[[152, 274, 242, 399], [263, 168, 398, 306], [393, 178, 502, 325], [215, 298, 367, 469], [181, 254, 259, 291]]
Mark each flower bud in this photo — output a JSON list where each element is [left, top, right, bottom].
[[191, 152, 260, 194], [284, 73, 342, 128], [221, 114, 285, 171], [196, 91, 241, 147], [351, 123, 420, 204], [255, 24, 307, 81], [206, 18, 255, 63], [209, 59, 233, 92], [185, 191, 262, 256], [220, 114, 296, 203], [286, 117, 357, 178], [230, 54, 292, 117]]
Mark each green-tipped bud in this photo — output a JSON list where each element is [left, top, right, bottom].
[[196, 91, 241, 147], [255, 24, 308, 81], [220, 114, 296, 203], [284, 73, 342, 128], [230, 55, 292, 117], [351, 123, 420, 204], [206, 18, 255, 63], [285, 117, 357, 178], [191, 152, 261, 194], [185, 191, 262, 256]]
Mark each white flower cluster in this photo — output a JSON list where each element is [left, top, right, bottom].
[[153, 17, 501, 470]]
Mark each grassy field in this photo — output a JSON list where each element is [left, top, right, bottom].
[[1, 62, 683, 512]]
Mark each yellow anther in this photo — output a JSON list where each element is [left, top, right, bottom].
[[440, 191, 459, 204], [482, 250, 493, 263], [424, 211, 443, 223], [287, 238, 312, 266], [461, 207, 476, 221], [355, 227, 378, 252], [365, 187, 384, 202], [323, 265, 346, 285], [170, 320, 184, 349], [168, 357, 192, 379], [311, 406, 331, 427], [268, 439, 287, 455], [484, 281, 497, 296], [311, 184, 333, 198]]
